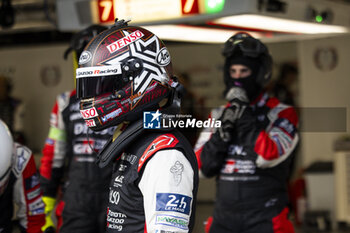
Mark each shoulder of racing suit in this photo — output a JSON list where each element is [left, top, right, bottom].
[[137, 133, 180, 172], [11, 142, 33, 178], [12, 142, 45, 232], [254, 95, 299, 168]]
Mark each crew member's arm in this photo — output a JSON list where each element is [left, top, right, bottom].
[[39, 92, 70, 231], [236, 101, 299, 168], [194, 107, 228, 178], [139, 150, 195, 233], [13, 143, 45, 233]]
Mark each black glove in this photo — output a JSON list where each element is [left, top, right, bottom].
[[225, 87, 249, 118], [218, 107, 236, 142], [218, 87, 249, 142]]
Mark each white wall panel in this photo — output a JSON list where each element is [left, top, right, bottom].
[[0, 44, 73, 152]]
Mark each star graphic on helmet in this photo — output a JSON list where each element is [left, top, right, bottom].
[[103, 31, 166, 95], [151, 110, 161, 122]]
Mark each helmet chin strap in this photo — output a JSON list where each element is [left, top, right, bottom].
[[96, 118, 144, 168]]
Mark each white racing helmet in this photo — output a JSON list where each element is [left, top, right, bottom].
[[0, 120, 13, 195]]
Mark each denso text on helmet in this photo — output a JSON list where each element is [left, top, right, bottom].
[[107, 30, 144, 54]]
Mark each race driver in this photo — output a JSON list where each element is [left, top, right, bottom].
[[75, 19, 198, 233], [194, 32, 299, 233]]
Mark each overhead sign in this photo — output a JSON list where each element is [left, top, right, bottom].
[[93, 0, 224, 25], [55, 0, 350, 36], [109, 0, 204, 24], [181, 0, 200, 15], [98, 0, 115, 24]]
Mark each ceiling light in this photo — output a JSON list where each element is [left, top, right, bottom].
[[212, 14, 349, 34], [144, 24, 264, 43]]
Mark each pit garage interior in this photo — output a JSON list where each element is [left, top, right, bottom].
[[1, 0, 350, 232]]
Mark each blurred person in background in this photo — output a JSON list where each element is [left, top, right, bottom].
[[268, 63, 298, 107], [76, 20, 198, 232], [267, 62, 301, 220], [39, 25, 115, 233], [194, 33, 299, 233], [0, 119, 45, 233], [177, 72, 205, 146], [0, 75, 26, 144]]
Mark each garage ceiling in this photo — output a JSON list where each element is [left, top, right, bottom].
[[1, 0, 350, 44]]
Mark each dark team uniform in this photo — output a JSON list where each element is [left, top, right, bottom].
[[195, 93, 298, 233], [106, 129, 198, 233], [39, 90, 114, 233], [0, 143, 45, 233]]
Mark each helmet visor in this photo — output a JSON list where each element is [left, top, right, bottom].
[[76, 64, 123, 99], [223, 36, 266, 59]]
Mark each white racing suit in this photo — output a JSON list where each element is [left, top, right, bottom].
[[105, 127, 199, 233]]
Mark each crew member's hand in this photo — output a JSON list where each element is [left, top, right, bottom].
[[226, 87, 249, 122], [218, 107, 236, 142], [225, 86, 249, 104], [218, 87, 249, 142], [41, 196, 56, 233]]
